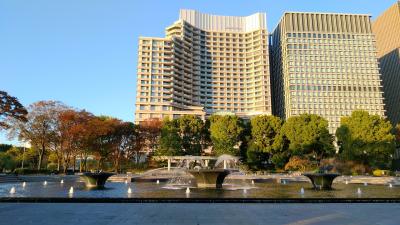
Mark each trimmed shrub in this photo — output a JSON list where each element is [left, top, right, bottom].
[[14, 168, 52, 175], [284, 156, 317, 172], [319, 157, 370, 175], [373, 169, 391, 177]]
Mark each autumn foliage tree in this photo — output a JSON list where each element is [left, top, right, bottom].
[[139, 118, 162, 153], [0, 91, 27, 130], [8, 101, 68, 170], [57, 110, 95, 172]]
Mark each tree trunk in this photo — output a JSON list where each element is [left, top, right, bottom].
[[97, 158, 101, 171], [57, 158, 61, 172], [63, 159, 67, 174], [79, 153, 83, 172], [37, 153, 43, 171], [84, 156, 88, 172], [114, 150, 121, 173], [73, 155, 76, 172], [63, 154, 69, 174], [37, 143, 45, 171]]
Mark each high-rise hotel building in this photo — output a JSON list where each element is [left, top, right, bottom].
[[135, 10, 272, 123], [372, 2, 400, 126], [270, 12, 385, 133]]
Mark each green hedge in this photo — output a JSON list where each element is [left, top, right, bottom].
[[14, 168, 54, 175]]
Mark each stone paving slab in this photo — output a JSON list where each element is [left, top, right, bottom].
[[0, 203, 399, 225]]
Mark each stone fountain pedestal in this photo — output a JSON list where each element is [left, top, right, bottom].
[[303, 173, 340, 190], [187, 169, 231, 188], [80, 172, 115, 188]]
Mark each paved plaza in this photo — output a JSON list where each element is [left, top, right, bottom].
[[0, 203, 399, 225]]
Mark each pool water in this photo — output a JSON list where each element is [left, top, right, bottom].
[[1, 180, 399, 199]]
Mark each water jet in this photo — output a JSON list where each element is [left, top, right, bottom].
[[9, 187, 16, 194]]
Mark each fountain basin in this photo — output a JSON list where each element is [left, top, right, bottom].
[[80, 172, 115, 188], [303, 173, 340, 190], [187, 169, 231, 188]]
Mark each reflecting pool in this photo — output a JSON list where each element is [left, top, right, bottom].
[[1, 179, 399, 199]]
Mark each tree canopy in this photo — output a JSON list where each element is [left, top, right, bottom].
[[209, 115, 244, 156], [8, 101, 68, 170], [280, 114, 335, 161], [250, 115, 283, 153], [0, 91, 27, 129], [336, 110, 395, 168], [157, 115, 209, 156], [157, 118, 183, 156]]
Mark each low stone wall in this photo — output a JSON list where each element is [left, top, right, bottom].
[[227, 174, 400, 185]]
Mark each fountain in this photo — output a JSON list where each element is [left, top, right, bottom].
[[303, 172, 340, 190], [127, 187, 132, 194], [80, 172, 115, 188], [300, 187, 305, 195], [389, 183, 393, 188], [43, 181, 47, 186], [60, 179, 64, 184], [9, 187, 16, 194], [185, 187, 190, 194], [188, 169, 231, 188], [185, 155, 239, 188], [303, 166, 340, 190], [22, 182, 26, 188]]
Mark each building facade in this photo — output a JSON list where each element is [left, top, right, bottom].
[[135, 9, 272, 123], [372, 2, 400, 126], [270, 12, 385, 133]]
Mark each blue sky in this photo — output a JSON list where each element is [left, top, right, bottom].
[[0, 0, 396, 144]]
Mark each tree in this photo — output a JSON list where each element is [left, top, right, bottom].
[[0, 144, 13, 153], [157, 118, 183, 156], [130, 125, 145, 164], [0, 91, 27, 130], [139, 118, 162, 153], [395, 124, 400, 147], [246, 140, 270, 170], [57, 109, 94, 172], [0, 152, 16, 172], [250, 115, 283, 153], [157, 116, 209, 156], [8, 101, 68, 170], [111, 121, 137, 172], [209, 115, 244, 156], [245, 115, 283, 169], [177, 115, 207, 155], [281, 114, 335, 163], [89, 116, 121, 171], [336, 110, 395, 168]]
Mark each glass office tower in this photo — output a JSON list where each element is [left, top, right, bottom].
[[372, 2, 400, 126], [270, 12, 385, 133]]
